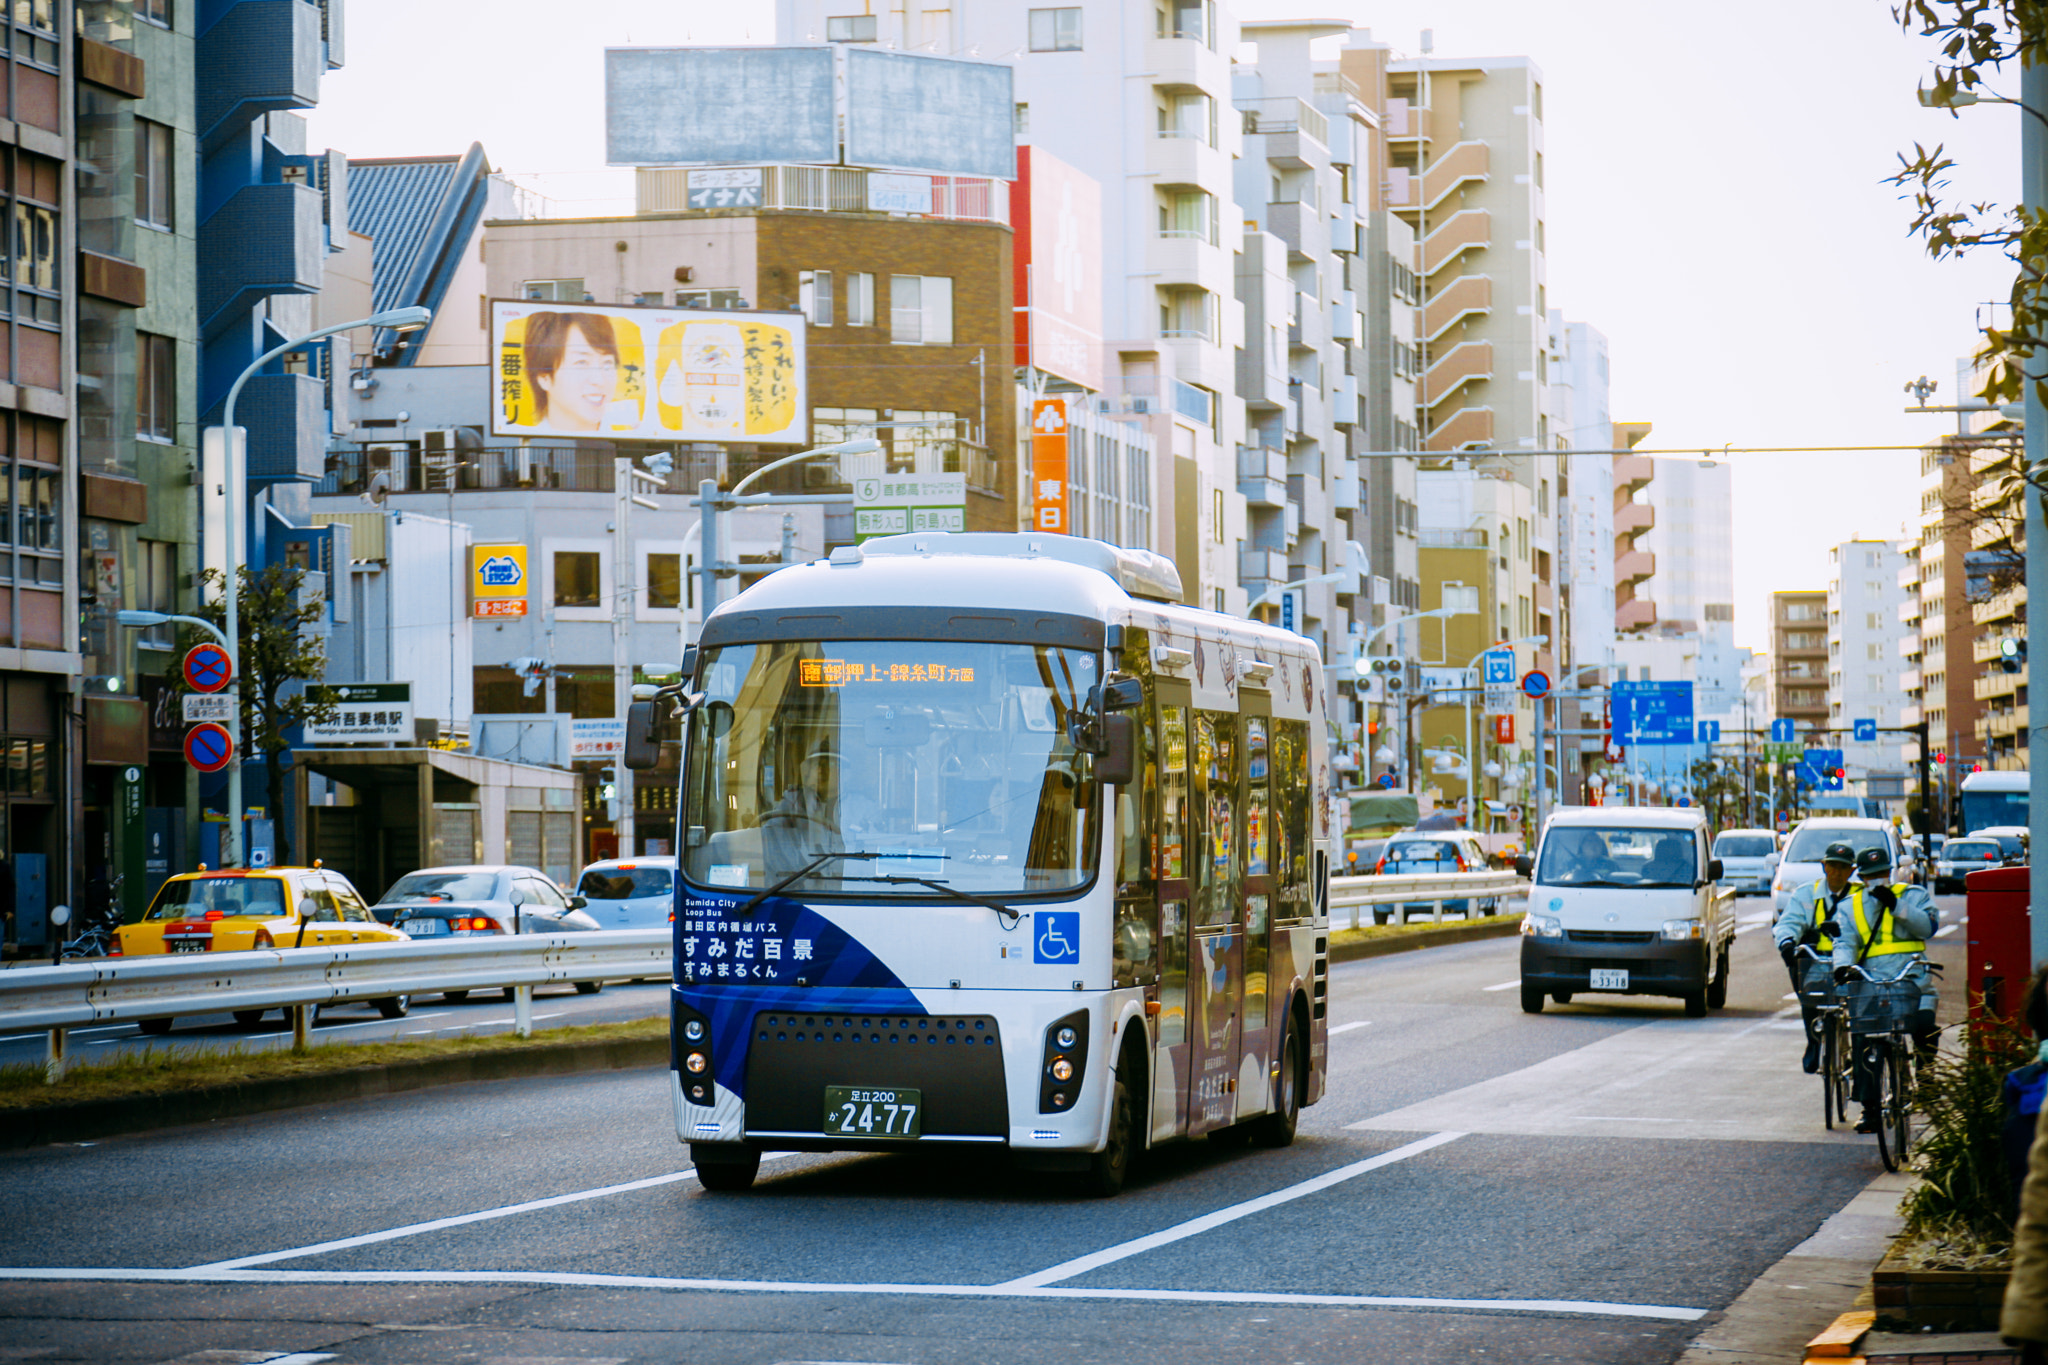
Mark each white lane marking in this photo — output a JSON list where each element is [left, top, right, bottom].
[[1481, 980, 1522, 993], [1327, 1021, 1373, 1035], [1935, 924, 1959, 938], [998, 1131, 1464, 1291], [188, 1154, 802, 1270], [187, 1170, 705, 1269], [0, 1266, 1705, 1321]]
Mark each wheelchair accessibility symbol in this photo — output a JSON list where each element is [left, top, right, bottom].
[[1034, 910, 1080, 965]]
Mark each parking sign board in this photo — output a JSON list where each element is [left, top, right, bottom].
[[1609, 680, 1695, 746], [1482, 649, 1517, 715]]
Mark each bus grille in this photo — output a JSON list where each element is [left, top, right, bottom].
[[744, 1012, 1009, 1139]]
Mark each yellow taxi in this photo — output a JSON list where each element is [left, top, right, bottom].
[[117, 865, 413, 1034]]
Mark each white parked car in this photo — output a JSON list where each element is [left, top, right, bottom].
[[575, 856, 677, 929], [1710, 828, 1779, 896], [1769, 818, 1908, 918]]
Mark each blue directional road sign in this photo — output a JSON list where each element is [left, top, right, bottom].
[[1853, 718, 1878, 743], [1609, 680, 1696, 746], [1799, 748, 1846, 791], [1770, 718, 1796, 744], [1697, 720, 1721, 744]]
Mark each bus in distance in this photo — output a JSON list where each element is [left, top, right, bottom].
[[627, 532, 1333, 1195], [1959, 769, 2028, 837]]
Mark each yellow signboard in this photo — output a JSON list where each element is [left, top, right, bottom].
[[472, 544, 529, 618]]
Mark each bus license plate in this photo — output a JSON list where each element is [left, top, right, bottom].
[[822, 1086, 922, 1139], [1590, 968, 1628, 991]]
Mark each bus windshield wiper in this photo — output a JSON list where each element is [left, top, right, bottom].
[[839, 874, 1021, 928], [733, 850, 879, 918]]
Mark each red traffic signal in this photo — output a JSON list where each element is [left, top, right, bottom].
[[1935, 750, 1947, 765], [1832, 767, 1846, 780]]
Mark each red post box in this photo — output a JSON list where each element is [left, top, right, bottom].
[[1966, 864, 2032, 1026]]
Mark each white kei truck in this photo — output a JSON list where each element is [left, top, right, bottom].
[[1513, 806, 1738, 1018]]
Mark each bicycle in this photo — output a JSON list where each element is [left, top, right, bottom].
[[1839, 963, 1926, 1171], [1795, 945, 1851, 1131], [59, 874, 123, 960]]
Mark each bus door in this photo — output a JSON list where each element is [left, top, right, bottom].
[[1187, 707, 1243, 1136], [1237, 702, 1274, 1122], [1150, 685, 1193, 1143]]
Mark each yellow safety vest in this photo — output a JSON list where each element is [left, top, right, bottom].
[[1850, 884, 1925, 958], [1808, 884, 1844, 952]]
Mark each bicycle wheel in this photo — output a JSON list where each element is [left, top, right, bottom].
[[1827, 1012, 1852, 1126], [1820, 1016, 1839, 1131], [1888, 1040, 1913, 1167], [1872, 1039, 1899, 1171]]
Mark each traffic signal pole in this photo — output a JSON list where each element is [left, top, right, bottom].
[[2028, 55, 2048, 967]]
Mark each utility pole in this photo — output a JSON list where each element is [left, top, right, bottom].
[[2027, 57, 2048, 967], [613, 452, 671, 857]]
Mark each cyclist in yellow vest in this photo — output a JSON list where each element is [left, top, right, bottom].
[[1829, 844, 1941, 1132], [1773, 842, 1859, 1074]]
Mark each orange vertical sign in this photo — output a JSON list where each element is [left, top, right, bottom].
[[1030, 397, 1069, 534], [1494, 714, 1515, 744]]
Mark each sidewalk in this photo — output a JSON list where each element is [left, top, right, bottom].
[[1676, 1169, 2018, 1364]]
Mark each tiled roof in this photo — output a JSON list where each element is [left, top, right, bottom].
[[344, 145, 491, 360]]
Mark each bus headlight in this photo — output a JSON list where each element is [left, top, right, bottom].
[[1050, 1058, 1074, 1083], [1660, 918, 1704, 941], [685, 1051, 709, 1073], [684, 1019, 706, 1042], [1041, 1010, 1090, 1114], [1522, 914, 1563, 939]]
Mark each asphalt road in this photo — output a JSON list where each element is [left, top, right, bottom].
[[0, 978, 676, 1070], [0, 893, 1970, 1365]]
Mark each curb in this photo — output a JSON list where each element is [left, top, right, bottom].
[[1327, 912, 1525, 963], [2, 1034, 670, 1151]]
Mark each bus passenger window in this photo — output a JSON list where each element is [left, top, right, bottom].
[[1245, 716, 1270, 880], [1158, 705, 1188, 881], [1194, 710, 1239, 928]]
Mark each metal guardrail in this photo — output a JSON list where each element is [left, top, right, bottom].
[[0, 929, 674, 1082], [1328, 871, 1529, 930]]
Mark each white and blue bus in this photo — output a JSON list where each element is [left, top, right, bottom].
[[626, 532, 1332, 1194], [1959, 769, 2029, 836]]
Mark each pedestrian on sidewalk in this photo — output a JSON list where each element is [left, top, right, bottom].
[[2004, 967, 2048, 1365]]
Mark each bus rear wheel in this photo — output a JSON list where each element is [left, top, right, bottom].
[[691, 1143, 760, 1192], [1253, 1017, 1302, 1148]]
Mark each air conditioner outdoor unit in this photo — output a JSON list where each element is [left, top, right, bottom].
[[802, 459, 841, 488]]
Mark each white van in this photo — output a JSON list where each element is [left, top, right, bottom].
[[1516, 806, 1737, 1017]]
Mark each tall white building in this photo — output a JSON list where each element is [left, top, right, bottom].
[[1640, 458, 1734, 633], [1828, 537, 1908, 781], [1554, 318, 1615, 674]]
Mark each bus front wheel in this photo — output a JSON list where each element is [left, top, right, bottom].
[[1083, 1076, 1135, 1198], [691, 1143, 760, 1193]]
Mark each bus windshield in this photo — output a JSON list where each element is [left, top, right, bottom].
[[1962, 790, 2029, 835], [682, 639, 1103, 899]]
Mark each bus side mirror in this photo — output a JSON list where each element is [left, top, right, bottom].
[[1100, 677, 1145, 712], [1097, 714, 1136, 786], [1513, 854, 1531, 878], [624, 701, 661, 770]]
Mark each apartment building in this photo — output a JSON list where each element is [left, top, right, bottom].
[[1904, 435, 1986, 788], [1348, 40, 1560, 685], [1613, 424, 1655, 633], [1642, 457, 1734, 634], [1826, 538, 1907, 780], [1770, 590, 1830, 732]]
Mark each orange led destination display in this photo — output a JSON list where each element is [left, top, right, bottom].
[[800, 659, 978, 688]]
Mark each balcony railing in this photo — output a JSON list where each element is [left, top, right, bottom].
[[1236, 97, 1328, 146]]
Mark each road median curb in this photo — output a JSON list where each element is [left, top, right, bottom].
[[1326, 913, 1525, 963], [2, 1033, 670, 1151]]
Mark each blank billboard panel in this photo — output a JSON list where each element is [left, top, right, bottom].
[[606, 48, 836, 166], [844, 49, 1015, 180]]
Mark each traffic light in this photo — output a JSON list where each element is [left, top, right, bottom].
[[642, 451, 675, 479], [600, 766, 621, 820], [1361, 656, 1407, 703], [2000, 637, 2027, 673], [1935, 750, 1947, 766]]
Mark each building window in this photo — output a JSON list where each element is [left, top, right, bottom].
[[136, 0, 170, 26], [523, 278, 587, 303], [1211, 487, 1223, 543], [889, 275, 952, 345], [1159, 288, 1216, 341], [845, 272, 875, 327], [1029, 7, 1082, 50], [135, 120, 173, 231], [675, 287, 744, 310], [137, 331, 174, 442], [827, 13, 878, 41], [1160, 189, 1218, 244], [799, 270, 833, 326], [1014, 102, 1030, 134], [648, 552, 682, 610], [554, 551, 600, 608], [6, 155, 62, 326], [137, 540, 175, 648]]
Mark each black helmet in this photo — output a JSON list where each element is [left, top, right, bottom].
[[1821, 842, 1858, 867], [1855, 846, 1893, 876]]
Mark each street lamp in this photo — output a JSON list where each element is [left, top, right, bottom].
[[1246, 540, 1368, 614], [213, 305, 433, 867], [115, 609, 228, 650], [693, 439, 885, 635]]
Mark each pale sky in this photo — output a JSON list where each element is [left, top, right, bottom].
[[306, 0, 2018, 655]]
